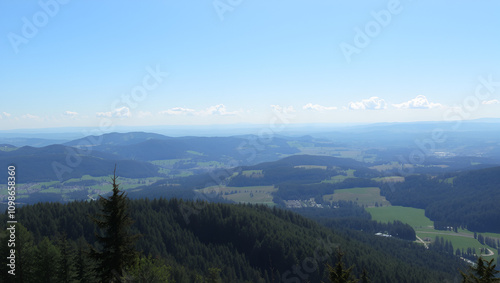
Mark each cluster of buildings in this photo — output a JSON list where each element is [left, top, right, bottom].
[[283, 198, 324, 209]]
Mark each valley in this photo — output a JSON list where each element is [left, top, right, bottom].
[[1, 124, 500, 281]]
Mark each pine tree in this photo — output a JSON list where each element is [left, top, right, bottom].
[[207, 267, 222, 283], [34, 237, 61, 283], [121, 255, 173, 283], [56, 233, 78, 283], [460, 257, 500, 282], [90, 167, 140, 282], [360, 269, 370, 283], [327, 248, 357, 283], [75, 237, 98, 283]]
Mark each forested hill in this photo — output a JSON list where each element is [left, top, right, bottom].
[[64, 132, 299, 163], [241, 154, 365, 170], [0, 144, 160, 183], [380, 166, 500, 233], [1, 198, 465, 282]]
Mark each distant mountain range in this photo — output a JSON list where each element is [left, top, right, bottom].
[[0, 144, 159, 183], [2, 124, 500, 183], [3, 118, 500, 146], [0, 132, 299, 182]]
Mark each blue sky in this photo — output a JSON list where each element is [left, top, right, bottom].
[[1, 0, 499, 130]]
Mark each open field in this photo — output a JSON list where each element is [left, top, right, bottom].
[[367, 206, 499, 260], [0, 176, 163, 202], [417, 231, 496, 260], [288, 144, 365, 161], [366, 206, 433, 229], [370, 162, 414, 172], [150, 159, 191, 166], [372, 176, 405, 183], [152, 158, 226, 177], [322, 169, 356, 184], [323, 187, 390, 207], [198, 185, 277, 205], [241, 170, 263, 176]]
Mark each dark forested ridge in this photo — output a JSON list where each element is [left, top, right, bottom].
[[0, 144, 160, 183], [1, 198, 465, 282], [65, 132, 299, 164], [0, 133, 301, 183], [380, 166, 500, 233]]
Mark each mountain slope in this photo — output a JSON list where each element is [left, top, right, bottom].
[[64, 133, 299, 164], [63, 131, 171, 147], [380, 166, 500, 232], [3, 199, 466, 282], [0, 144, 159, 182]]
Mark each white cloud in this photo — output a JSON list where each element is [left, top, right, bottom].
[[137, 111, 152, 118], [96, 112, 112, 118], [271, 105, 296, 113], [303, 103, 337, 111], [160, 104, 239, 116], [392, 95, 443, 109], [22, 114, 40, 120], [482, 99, 500, 105], [96, 107, 131, 118], [63, 111, 79, 118], [2, 112, 11, 118], [159, 107, 196, 115], [199, 104, 238, 116], [348, 97, 387, 110]]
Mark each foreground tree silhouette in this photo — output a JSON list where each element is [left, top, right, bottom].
[[91, 168, 140, 282], [327, 248, 358, 283], [460, 257, 500, 282]]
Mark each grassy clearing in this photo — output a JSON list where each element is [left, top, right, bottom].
[[323, 169, 356, 184], [366, 206, 433, 228], [369, 162, 415, 172], [323, 187, 390, 207], [29, 176, 162, 200], [417, 231, 496, 260], [323, 175, 351, 183], [150, 159, 191, 166], [241, 170, 263, 177], [196, 161, 225, 167], [367, 206, 497, 259], [39, 187, 62, 194], [198, 185, 277, 205], [286, 141, 314, 148], [443, 177, 455, 184], [292, 146, 362, 159], [0, 176, 122, 201], [372, 176, 405, 183]]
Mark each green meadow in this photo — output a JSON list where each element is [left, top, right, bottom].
[[366, 206, 434, 228], [198, 185, 277, 205], [323, 187, 390, 207]]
